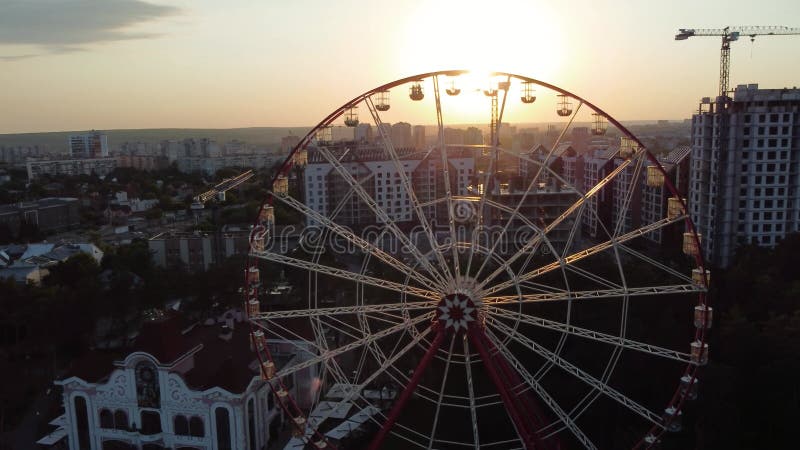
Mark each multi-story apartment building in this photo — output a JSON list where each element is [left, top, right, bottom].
[[689, 84, 800, 267], [69, 131, 109, 158], [391, 122, 412, 148], [412, 125, 426, 149], [304, 144, 474, 227], [26, 157, 118, 180], [0, 145, 45, 164], [175, 155, 278, 176], [488, 181, 582, 255]]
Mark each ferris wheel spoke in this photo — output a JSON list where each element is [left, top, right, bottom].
[[432, 75, 462, 278], [483, 283, 702, 306], [252, 300, 433, 320], [273, 190, 442, 291], [482, 213, 688, 296], [488, 319, 665, 428], [487, 307, 695, 364], [619, 244, 695, 284], [274, 312, 431, 379], [564, 263, 623, 290], [482, 328, 598, 450], [307, 326, 437, 446], [426, 334, 457, 449], [472, 101, 583, 282], [463, 336, 481, 449], [484, 284, 702, 306], [365, 96, 454, 284], [368, 327, 446, 450], [612, 150, 647, 237], [559, 202, 587, 260], [314, 142, 449, 288], [464, 143, 497, 279], [477, 151, 642, 293], [251, 250, 440, 301]]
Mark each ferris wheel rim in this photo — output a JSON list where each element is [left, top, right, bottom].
[[245, 70, 710, 449]]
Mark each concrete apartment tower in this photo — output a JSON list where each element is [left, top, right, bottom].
[[68, 131, 108, 158], [689, 84, 800, 267]]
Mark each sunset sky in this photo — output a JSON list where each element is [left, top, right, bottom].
[[1, 0, 799, 134]]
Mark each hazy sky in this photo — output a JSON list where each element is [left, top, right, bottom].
[[1, 0, 799, 134]]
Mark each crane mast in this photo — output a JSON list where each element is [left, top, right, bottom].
[[675, 25, 800, 98]]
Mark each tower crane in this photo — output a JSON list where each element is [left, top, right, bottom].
[[675, 26, 800, 98]]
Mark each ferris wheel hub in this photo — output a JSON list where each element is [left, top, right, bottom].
[[437, 293, 480, 333]]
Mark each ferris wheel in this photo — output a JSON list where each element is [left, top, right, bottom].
[[244, 71, 711, 449]]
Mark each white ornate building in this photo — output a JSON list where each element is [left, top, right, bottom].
[[38, 311, 317, 450]]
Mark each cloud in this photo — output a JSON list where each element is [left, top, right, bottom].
[[0, 0, 179, 60]]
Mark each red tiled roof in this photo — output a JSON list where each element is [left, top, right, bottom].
[[60, 313, 262, 394], [133, 315, 198, 364]]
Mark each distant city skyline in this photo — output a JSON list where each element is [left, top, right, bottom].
[[1, 0, 799, 134]]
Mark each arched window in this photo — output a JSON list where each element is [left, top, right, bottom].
[[267, 391, 274, 411], [99, 409, 114, 429], [214, 407, 232, 450], [174, 415, 189, 436], [247, 398, 256, 450], [135, 362, 160, 408], [73, 396, 90, 450], [189, 416, 204, 437], [140, 410, 161, 435], [114, 410, 128, 430]]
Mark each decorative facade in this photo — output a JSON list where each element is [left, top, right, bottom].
[[39, 311, 318, 450]]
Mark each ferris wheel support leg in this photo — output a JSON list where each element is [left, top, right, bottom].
[[468, 326, 537, 450], [483, 333, 550, 430], [367, 326, 445, 450]]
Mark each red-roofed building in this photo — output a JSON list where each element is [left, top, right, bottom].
[[39, 310, 319, 450]]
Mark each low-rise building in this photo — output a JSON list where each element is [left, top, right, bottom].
[[149, 229, 251, 272], [0, 242, 104, 284], [0, 197, 80, 238], [38, 310, 317, 450]]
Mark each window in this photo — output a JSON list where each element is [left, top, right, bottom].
[[140, 411, 161, 435], [247, 399, 257, 450], [189, 417, 204, 437], [74, 396, 90, 450], [215, 408, 232, 450], [114, 410, 128, 430], [174, 415, 189, 436], [135, 362, 160, 408], [100, 409, 114, 429]]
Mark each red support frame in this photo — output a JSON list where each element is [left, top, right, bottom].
[[367, 327, 446, 450], [469, 326, 538, 449]]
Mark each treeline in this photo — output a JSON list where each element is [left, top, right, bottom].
[[0, 240, 248, 430], [686, 233, 800, 449]]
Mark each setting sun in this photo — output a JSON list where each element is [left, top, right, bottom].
[[400, 0, 564, 81]]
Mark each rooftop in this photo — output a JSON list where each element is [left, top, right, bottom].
[[59, 310, 309, 394], [733, 83, 800, 102]]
